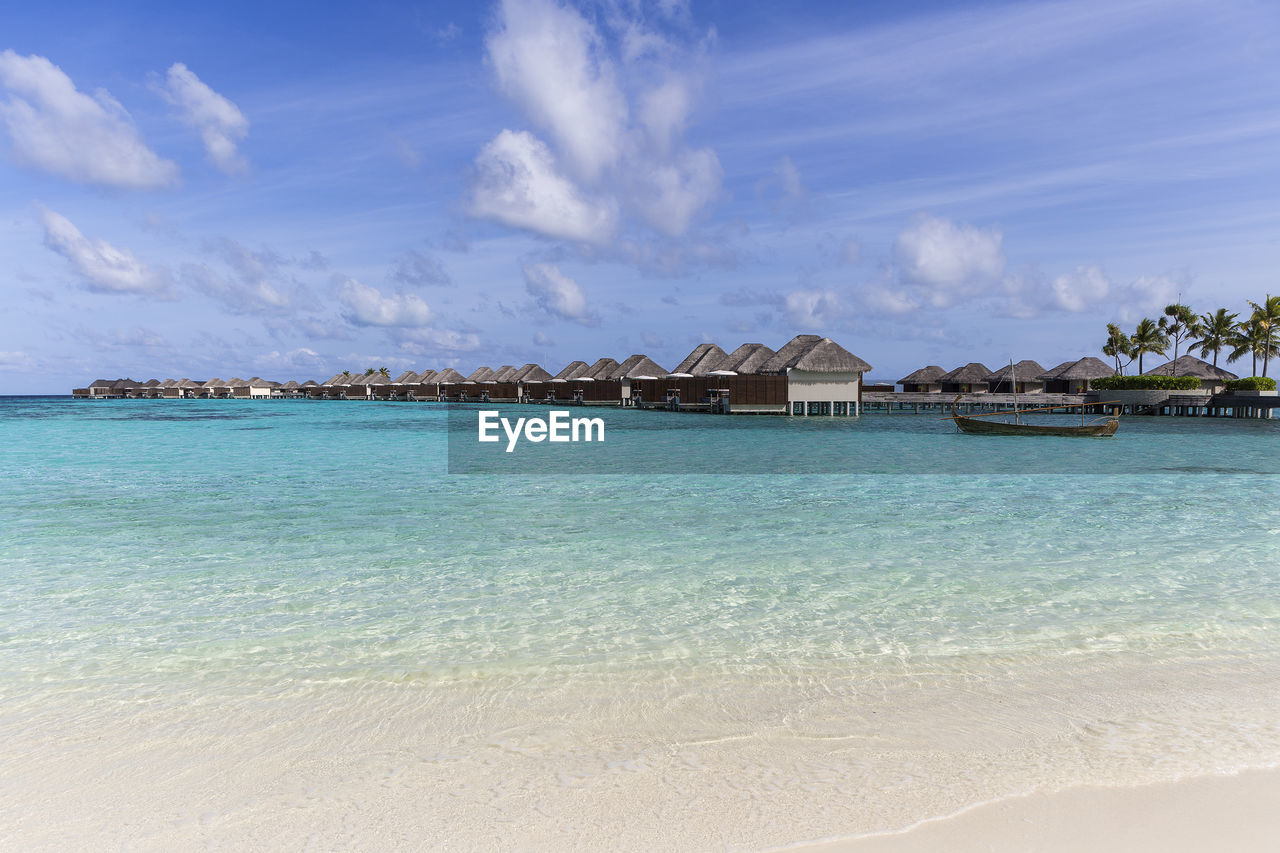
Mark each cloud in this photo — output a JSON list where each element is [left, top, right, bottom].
[[470, 129, 617, 243], [258, 347, 327, 372], [470, 0, 721, 245], [338, 278, 432, 327], [862, 285, 918, 316], [0, 51, 178, 189], [391, 249, 451, 287], [784, 288, 844, 327], [182, 237, 302, 313], [38, 207, 172, 296], [487, 0, 627, 182], [532, 330, 554, 346], [1051, 264, 1110, 312], [160, 63, 248, 174], [523, 261, 597, 324], [893, 213, 1005, 307], [1117, 275, 1180, 321], [396, 327, 483, 353]]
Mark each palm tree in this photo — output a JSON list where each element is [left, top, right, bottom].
[[341, 370, 352, 379], [379, 366, 391, 378], [1193, 308, 1238, 367], [1160, 303, 1202, 364], [1246, 294, 1280, 377], [364, 367, 376, 376], [1229, 315, 1280, 377], [1102, 323, 1133, 374], [1130, 318, 1169, 374]]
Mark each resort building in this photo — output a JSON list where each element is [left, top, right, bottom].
[[719, 343, 776, 375], [1038, 357, 1115, 393], [938, 363, 991, 394], [897, 365, 945, 393], [1143, 356, 1238, 392], [760, 334, 872, 415], [672, 344, 730, 376], [983, 360, 1048, 394]]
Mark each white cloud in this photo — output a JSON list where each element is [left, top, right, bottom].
[[533, 330, 554, 346], [1117, 275, 1180, 321], [0, 51, 178, 189], [470, 129, 617, 243], [894, 213, 1004, 306], [523, 261, 596, 324], [471, 0, 721, 245], [397, 328, 483, 352], [863, 285, 918, 316], [38, 207, 171, 296], [391, 249, 451, 287], [1051, 264, 1110, 311], [259, 347, 327, 372], [487, 0, 627, 182], [629, 147, 722, 237], [338, 278, 432, 327], [161, 62, 248, 174], [785, 288, 844, 327], [182, 237, 301, 313]]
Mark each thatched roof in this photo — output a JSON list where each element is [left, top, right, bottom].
[[897, 365, 946, 385], [179, 379, 202, 388], [609, 354, 668, 379], [512, 363, 553, 382], [367, 373, 392, 386], [143, 379, 161, 387], [1143, 355, 1238, 380], [321, 373, 343, 386], [984, 360, 1048, 383], [113, 378, 144, 389], [300, 380, 319, 387], [88, 379, 115, 389], [491, 365, 518, 381], [761, 335, 872, 373], [157, 378, 178, 388], [938, 363, 992, 384], [720, 343, 776, 375], [417, 369, 438, 383], [553, 360, 591, 379], [202, 378, 225, 388], [282, 380, 300, 389], [248, 378, 273, 388], [584, 357, 621, 379], [393, 370, 418, 383], [435, 367, 466, 383], [466, 366, 495, 382], [673, 343, 730, 375], [1040, 357, 1115, 381]]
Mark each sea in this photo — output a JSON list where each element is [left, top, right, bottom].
[[2, 396, 1278, 850]]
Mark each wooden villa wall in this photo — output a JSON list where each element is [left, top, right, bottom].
[[628, 375, 788, 405]]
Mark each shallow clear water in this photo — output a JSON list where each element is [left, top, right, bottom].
[[2, 397, 1279, 849]]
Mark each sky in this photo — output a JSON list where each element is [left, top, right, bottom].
[[3, 0, 1279, 392]]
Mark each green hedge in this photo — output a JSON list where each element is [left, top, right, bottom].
[[1224, 376, 1277, 392], [1092, 375, 1202, 390]]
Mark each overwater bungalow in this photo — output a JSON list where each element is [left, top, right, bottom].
[[673, 343, 730, 376], [553, 361, 591, 380], [897, 365, 945, 393], [984, 360, 1048, 394], [761, 334, 872, 416], [466, 366, 496, 383], [201, 378, 227, 398], [610, 354, 668, 380], [1037, 357, 1115, 393], [486, 365, 515, 382], [938, 363, 991, 394], [511, 363, 553, 383], [719, 342, 776, 375], [578, 358, 616, 379], [178, 379, 203, 398], [1144, 355, 1238, 392]]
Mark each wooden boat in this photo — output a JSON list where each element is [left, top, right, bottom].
[[949, 396, 1120, 437]]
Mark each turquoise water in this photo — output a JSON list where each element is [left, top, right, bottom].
[[2, 396, 1279, 848]]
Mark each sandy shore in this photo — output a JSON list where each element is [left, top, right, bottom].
[[787, 768, 1280, 853]]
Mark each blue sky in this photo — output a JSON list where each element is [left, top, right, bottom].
[[3, 0, 1279, 392]]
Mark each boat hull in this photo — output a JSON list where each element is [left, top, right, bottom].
[[954, 415, 1119, 437]]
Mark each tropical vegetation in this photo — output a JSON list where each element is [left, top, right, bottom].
[[1104, 294, 1280, 377], [1092, 375, 1201, 391]]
